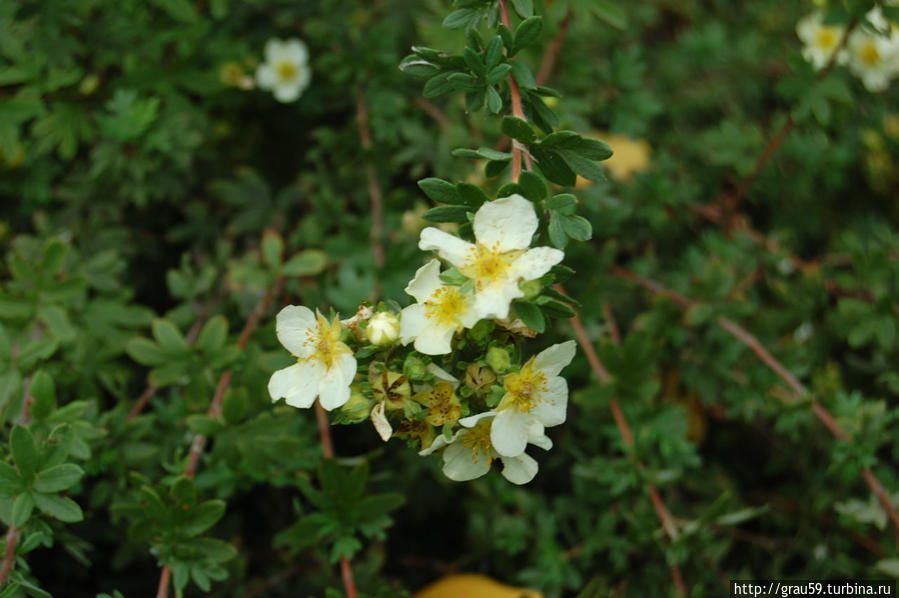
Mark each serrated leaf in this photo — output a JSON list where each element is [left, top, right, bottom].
[[32, 492, 83, 522], [33, 464, 83, 493]]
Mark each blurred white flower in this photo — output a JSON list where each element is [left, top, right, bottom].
[[462, 341, 575, 457], [419, 415, 552, 485], [268, 306, 356, 410], [418, 194, 563, 321], [846, 8, 899, 92], [366, 312, 401, 346], [256, 38, 311, 102], [400, 259, 481, 355], [796, 12, 846, 70]]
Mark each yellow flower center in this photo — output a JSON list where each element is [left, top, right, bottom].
[[461, 420, 494, 464], [424, 286, 466, 327], [500, 361, 547, 413], [276, 61, 298, 82], [816, 28, 838, 50], [859, 43, 880, 67], [460, 243, 521, 288], [300, 313, 349, 369]]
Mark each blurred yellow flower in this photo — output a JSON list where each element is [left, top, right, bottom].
[[414, 574, 543, 598], [576, 131, 651, 187]]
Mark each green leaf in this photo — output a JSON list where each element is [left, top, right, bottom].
[[222, 388, 249, 425], [510, 0, 534, 18], [487, 64, 512, 85], [196, 316, 228, 354], [443, 8, 478, 30], [125, 338, 170, 366], [536, 296, 576, 318], [423, 72, 455, 98], [591, 0, 627, 30], [418, 178, 461, 205], [261, 232, 284, 269], [513, 16, 543, 54], [455, 183, 489, 208], [16, 339, 59, 370], [398, 55, 439, 79], [463, 47, 486, 76], [36, 305, 75, 343], [485, 159, 510, 178], [183, 500, 225, 537], [0, 463, 24, 496], [510, 60, 537, 90], [518, 171, 547, 200], [501, 116, 537, 145], [423, 206, 470, 223], [560, 214, 592, 241], [12, 493, 34, 528], [452, 147, 512, 161], [486, 86, 503, 114], [39, 241, 68, 276], [32, 492, 83, 522], [281, 250, 327, 277], [33, 464, 84, 493], [154, 0, 198, 21], [548, 214, 568, 249], [29, 371, 56, 421], [531, 147, 576, 186], [330, 535, 363, 563], [485, 36, 504, 70], [557, 149, 606, 181], [186, 415, 224, 436], [10, 426, 38, 482], [514, 301, 546, 333], [545, 193, 577, 215], [496, 183, 522, 198], [152, 319, 189, 354]]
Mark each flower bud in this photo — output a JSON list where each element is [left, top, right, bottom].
[[403, 355, 428, 381], [366, 312, 400, 346], [464, 363, 497, 393], [339, 392, 374, 424], [486, 346, 512, 374]]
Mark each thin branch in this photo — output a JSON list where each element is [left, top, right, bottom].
[[536, 10, 573, 86], [156, 278, 282, 598], [498, 0, 528, 181], [602, 302, 622, 346], [613, 266, 899, 544], [413, 97, 450, 129], [314, 400, 358, 598], [356, 90, 386, 298], [127, 291, 225, 422], [556, 285, 686, 596]]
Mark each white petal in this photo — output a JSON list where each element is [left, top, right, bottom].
[[255, 64, 276, 90], [418, 430, 458, 456], [510, 247, 565, 282], [283, 39, 308, 65], [471, 278, 523, 320], [273, 83, 303, 103], [399, 303, 428, 346], [419, 228, 475, 268], [317, 353, 356, 410], [413, 321, 455, 355], [275, 305, 316, 356], [442, 439, 492, 481], [370, 401, 392, 441], [459, 411, 495, 428], [528, 428, 553, 451], [404, 259, 443, 302], [490, 408, 532, 457], [264, 39, 285, 64], [531, 376, 568, 427], [533, 340, 577, 377], [268, 361, 321, 408], [501, 453, 538, 485], [472, 195, 537, 252]]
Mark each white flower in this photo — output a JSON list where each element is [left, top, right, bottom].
[[418, 195, 564, 321], [461, 341, 575, 457], [256, 38, 312, 103], [419, 415, 552, 485], [846, 9, 899, 92], [400, 259, 481, 355], [268, 306, 357, 410], [366, 312, 400, 346], [797, 12, 847, 70]]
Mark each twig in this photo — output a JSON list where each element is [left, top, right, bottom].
[[314, 400, 358, 598], [556, 285, 687, 596], [498, 0, 530, 181], [602, 301, 622, 346], [356, 90, 386, 296], [127, 291, 225, 422], [156, 279, 283, 598], [413, 98, 450, 129], [613, 266, 899, 544], [536, 10, 573, 86]]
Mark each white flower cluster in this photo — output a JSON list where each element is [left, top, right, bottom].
[[798, 8, 899, 92], [268, 194, 577, 485]]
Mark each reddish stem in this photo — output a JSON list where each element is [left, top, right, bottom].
[[536, 10, 572, 86], [498, 0, 528, 181]]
